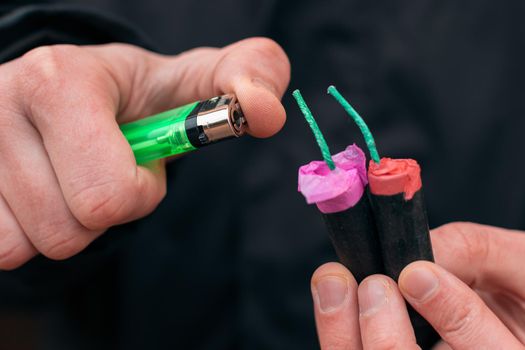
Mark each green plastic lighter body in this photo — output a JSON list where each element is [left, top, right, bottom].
[[120, 94, 246, 164]]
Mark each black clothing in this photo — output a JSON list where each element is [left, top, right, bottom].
[[1, 1, 524, 349], [0, 3, 150, 62]]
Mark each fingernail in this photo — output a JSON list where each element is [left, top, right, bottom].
[[314, 276, 348, 313], [401, 267, 439, 301], [358, 279, 387, 315], [251, 77, 278, 97]]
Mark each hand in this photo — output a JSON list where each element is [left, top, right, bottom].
[[0, 38, 290, 269], [311, 222, 525, 349]]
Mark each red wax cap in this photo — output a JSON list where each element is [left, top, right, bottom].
[[368, 158, 422, 200]]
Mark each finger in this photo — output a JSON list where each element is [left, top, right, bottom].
[[431, 222, 525, 296], [0, 194, 36, 269], [358, 275, 419, 350], [13, 45, 167, 230], [0, 111, 102, 260], [88, 37, 291, 137], [311, 262, 362, 350], [399, 261, 523, 349]]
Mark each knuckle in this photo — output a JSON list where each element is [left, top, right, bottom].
[[41, 236, 85, 260], [320, 331, 353, 350], [18, 45, 85, 109], [184, 47, 218, 57], [436, 222, 490, 262], [366, 330, 400, 350], [434, 222, 466, 235], [0, 237, 27, 270], [435, 295, 480, 341], [0, 67, 13, 101], [0, 66, 25, 126], [33, 219, 90, 260], [242, 37, 290, 88], [69, 178, 134, 229], [247, 37, 286, 58], [249, 37, 290, 70], [96, 42, 135, 53], [437, 222, 480, 237], [21, 45, 71, 84]]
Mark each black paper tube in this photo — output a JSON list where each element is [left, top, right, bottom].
[[369, 188, 436, 346], [368, 189, 434, 280], [321, 189, 385, 283]]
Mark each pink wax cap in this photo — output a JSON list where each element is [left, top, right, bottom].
[[368, 158, 422, 200], [298, 144, 368, 214]]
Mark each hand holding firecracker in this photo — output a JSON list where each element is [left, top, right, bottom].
[[311, 223, 525, 350], [294, 87, 525, 349]]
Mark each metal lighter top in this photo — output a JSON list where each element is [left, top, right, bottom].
[[120, 94, 247, 164], [185, 94, 246, 146]]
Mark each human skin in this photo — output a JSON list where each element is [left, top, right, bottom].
[[0, 38, 290, 269], [311, 222, 525, 349]]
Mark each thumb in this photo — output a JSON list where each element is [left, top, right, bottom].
[[399, 261, 522, 349], [430, 222, 525, 297], [87, 37, 291, 138]]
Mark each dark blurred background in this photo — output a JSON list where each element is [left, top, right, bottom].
[[1, 0, 524, 349]]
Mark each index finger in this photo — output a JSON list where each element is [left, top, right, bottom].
[[358, 275, 419, 350], [311, 262, 362, 350], [431, 222, 525, 297], [89, 38, 291, 138]]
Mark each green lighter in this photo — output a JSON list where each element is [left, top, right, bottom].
[[120, 94, 247, 164]]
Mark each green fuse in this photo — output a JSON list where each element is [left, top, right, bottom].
[[120, 94, 247, 164]]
